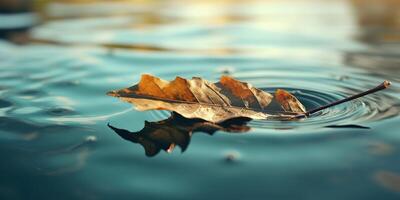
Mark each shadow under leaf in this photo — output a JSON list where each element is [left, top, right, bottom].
[[108, 112, 251, 157], [325, 124, 370, 129]]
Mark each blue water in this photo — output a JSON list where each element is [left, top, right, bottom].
[[1, 0, 400, 199]]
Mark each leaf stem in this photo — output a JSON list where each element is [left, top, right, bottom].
[[296, 80, 391, 118]]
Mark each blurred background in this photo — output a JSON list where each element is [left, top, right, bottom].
[[1, 0, 399, 46], [1, 0, 400, 200], [1, 0, 399, 75]]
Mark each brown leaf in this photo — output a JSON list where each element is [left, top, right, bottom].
[[107, 74, 305, 122], [275, 89, 306, 113], [108, 112, 251, 157]]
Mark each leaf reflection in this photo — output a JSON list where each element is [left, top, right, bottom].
[[108, 112, 251, 157]]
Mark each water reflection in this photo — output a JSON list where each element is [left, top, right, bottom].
[[108, 112, 251, 157], [325, 124, 369, 129], [350, 0, 400, 44], [345, 0, 400, 82]]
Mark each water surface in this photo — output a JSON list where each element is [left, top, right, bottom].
[[1, 0, 400, 199]]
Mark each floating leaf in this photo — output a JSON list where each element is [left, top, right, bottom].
[[275, 89, 306, 113], [107, 74, 305, 123], [108, 112, 250, 157]]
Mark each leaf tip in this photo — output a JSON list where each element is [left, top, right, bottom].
[[274, 89, 286, 102], [106, 90, 118, 97]]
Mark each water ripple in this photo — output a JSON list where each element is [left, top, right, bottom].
[[143, 66, 399, 130]]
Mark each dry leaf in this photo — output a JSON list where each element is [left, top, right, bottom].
[[275, 89, 306, 113], [107, 74, 305, 123], [108, 112, 250, 157]]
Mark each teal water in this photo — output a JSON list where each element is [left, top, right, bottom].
[[1, 0, 400, 199]]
